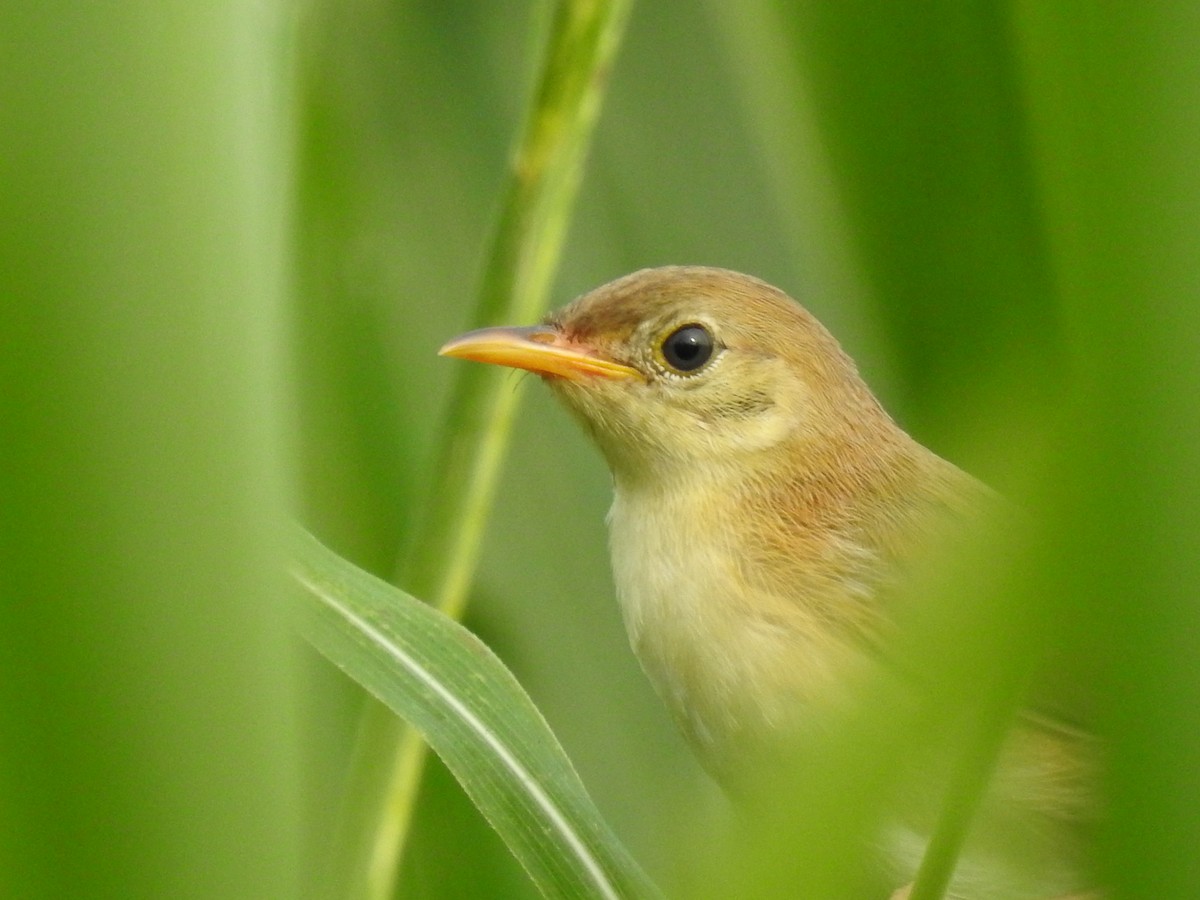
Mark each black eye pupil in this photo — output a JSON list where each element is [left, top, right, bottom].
[[662, 324, 714, 373]]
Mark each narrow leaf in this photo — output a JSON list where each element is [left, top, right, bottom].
[[291, 528, 661, 900]]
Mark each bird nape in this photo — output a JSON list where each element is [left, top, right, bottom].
[[440, 266, 1099, 899]]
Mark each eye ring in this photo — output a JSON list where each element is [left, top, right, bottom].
[[659, 323, 715, 374]]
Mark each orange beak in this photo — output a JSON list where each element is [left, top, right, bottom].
[[439, 325, 641, 382]]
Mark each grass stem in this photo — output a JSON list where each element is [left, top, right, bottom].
[[326, 3, 633, 897]]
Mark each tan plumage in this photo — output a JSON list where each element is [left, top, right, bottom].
[[441, 266, 1097, 898], [542, 269, 982, 772]]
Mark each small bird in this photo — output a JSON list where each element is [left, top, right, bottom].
[[440, 267, 1096, 898]]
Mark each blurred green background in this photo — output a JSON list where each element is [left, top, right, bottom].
[[4, 0, 1198, 897]]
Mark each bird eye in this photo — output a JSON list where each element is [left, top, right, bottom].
[[660, 324, 715, 374]]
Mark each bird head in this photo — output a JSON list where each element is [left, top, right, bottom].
[[440, 266, 889, 487], [439, 266, 1096, 897]]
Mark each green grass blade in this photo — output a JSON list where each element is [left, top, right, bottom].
[[1, 3, 299, 895], [328, 2, 634, 895], [1013, 6, 1200, 895], [404, 0, 633, 619], [292, 528, 661, 900]]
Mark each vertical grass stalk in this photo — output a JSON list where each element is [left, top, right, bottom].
[[907, 697, 1021, 900], [329, 3, 633, 897]]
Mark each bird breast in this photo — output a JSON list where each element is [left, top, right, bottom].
[[606, 476, 869, 778]]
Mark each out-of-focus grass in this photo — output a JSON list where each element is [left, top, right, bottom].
[[1, 3, 300, 897], [1015, 7, 1200, 895], [294, 0, 1200, 896], [4, 0, 1196, 895]]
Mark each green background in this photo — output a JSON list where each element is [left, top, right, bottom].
[[4, 0, 1198, 896]]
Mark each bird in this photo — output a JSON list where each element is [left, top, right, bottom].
[[439, 266, 1098, 899]]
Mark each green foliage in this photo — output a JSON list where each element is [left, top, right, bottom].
[[297, 1, 1200, 896], [4, 0, 1198, 897], [293, 527, 659, 898], [1, 3, 298, 896]]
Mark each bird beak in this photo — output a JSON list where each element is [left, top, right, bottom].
[[439, 325, 642, 382]]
